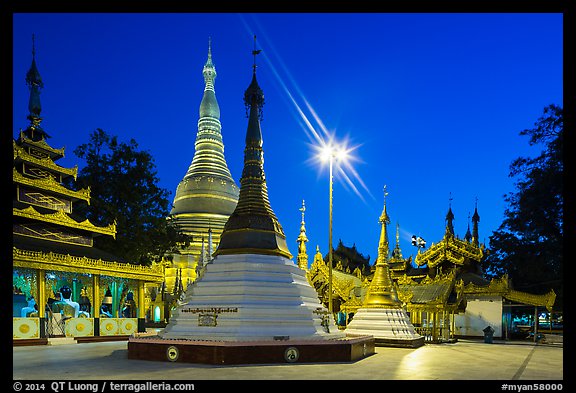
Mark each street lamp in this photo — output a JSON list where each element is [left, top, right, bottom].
[[319, 143, 348, 315]]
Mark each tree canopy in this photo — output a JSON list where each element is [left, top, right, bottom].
[[483, 104, 563, 309], [69, 128, 189, 266]]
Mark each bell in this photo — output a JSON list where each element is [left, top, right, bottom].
[[102, 288, 113, 305]]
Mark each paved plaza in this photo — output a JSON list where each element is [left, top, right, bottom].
[[13, 338, 563, 382]]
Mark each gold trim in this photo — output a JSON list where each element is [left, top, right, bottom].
[[13, 205, 116, 237], [414, 235, 483, 267], [14, 141, 78, 179], [169, 212, 231, 219], [13, 247, 164, 282], [18, 131, 65, 157], [213, 247, 292, 259], [172, 193, 239, 203], [13, 168, 90, 202]]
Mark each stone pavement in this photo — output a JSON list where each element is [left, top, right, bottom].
[[12, 338, 563, 382]]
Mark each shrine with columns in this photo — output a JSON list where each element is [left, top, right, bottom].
[[12, 36, 164, 345]]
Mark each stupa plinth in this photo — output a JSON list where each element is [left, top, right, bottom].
[[128, 38, 374, 364]]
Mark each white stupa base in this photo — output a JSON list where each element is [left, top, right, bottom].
[[160, 253, 345, 341], [345, 308, 425, 347]]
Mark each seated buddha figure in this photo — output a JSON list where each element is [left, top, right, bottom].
[[59, 286, 80, 318]]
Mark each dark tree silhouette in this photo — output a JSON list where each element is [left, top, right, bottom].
[[69, 128, 189, 266], [483, 104, 563, 309]]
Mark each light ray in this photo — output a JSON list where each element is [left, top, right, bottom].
[[237, 14, 373, 203]]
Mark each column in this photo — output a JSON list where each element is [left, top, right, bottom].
[[37, 269, 46, 338], [92, 274, 100, 336], [138, 280, 146, 333]]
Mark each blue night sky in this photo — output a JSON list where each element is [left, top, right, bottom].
[[12, 13, 563, 266]]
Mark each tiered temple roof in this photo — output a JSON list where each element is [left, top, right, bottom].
[[13, 35, 163, 281]]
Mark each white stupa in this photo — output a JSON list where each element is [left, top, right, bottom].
[[159, 47, 344, 342]]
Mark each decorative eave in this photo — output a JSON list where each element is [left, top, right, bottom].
[[13, 205, 116, 238], [13, 247, 163, 282], [13, 140, 78, 179], [13, 168, 90, 203], [308, 252, 361, 300], [396, 272, 466, 312], [414, 235, 483, 268], [463, 275, 556, 311], [463, 275, 510, 295], [17, 131, 65, 159]]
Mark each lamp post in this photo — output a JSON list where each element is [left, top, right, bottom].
[[328, 152, 334, 315], [320, 144, 348, 316]]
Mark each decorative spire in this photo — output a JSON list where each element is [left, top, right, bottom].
[[445, 192, 455, 236], [214, 37, 291, 259], [297, 200, 309, 270], [464, 212, 472, 242], [472, 197, 480, 246], [168, 38, 239, 265], [207, 226, 213, 262], [363, 189, 401, 308], [391, 222, 404, 259], [245, 35, 264, 120], [25, 34, 46, 134], [378, 185, 390, 261], [199, 37, 219, 118]]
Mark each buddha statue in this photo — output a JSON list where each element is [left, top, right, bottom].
[[59, 286, 80, 318], [121, 291, 136, 318], [78, 286, 91, 317]]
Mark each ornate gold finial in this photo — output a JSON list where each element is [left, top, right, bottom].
[[383, 184, 388, 204], [297, 199, 309, 270], [252, 34, 262, 73]]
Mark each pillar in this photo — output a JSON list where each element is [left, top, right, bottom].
[[137, 280, 146, 333], [92, 274, 100, 336], [37, 269, 46, 338]]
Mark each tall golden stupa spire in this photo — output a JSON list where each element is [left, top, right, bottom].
[[214, 35, 292, 259], [168, 38, 239, 263], [362, 186, 402, 308]]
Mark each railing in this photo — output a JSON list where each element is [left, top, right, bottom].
[[414, 326, 435, 342], [45, 309, 66, 337]]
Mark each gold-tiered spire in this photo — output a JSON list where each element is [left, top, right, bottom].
[[363, 186, 402, 308], [445, 192, 455, 236], [214, 36, 292, 259], [25, 34, 47, 137], [472, 197, 480, 246], [297, 200, 309, 270], [168, 38, 239, 264]]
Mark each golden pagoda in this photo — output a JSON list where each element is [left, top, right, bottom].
[[162, 39, 239, 295], [344, 189, 424, 347], [305, 193, 556, 343], [13, 35, 163, 343]]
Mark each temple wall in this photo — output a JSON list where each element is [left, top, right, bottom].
[[454, 295, 503, 338]]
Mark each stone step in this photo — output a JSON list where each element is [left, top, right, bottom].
[[48, 337, 76, 345]]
